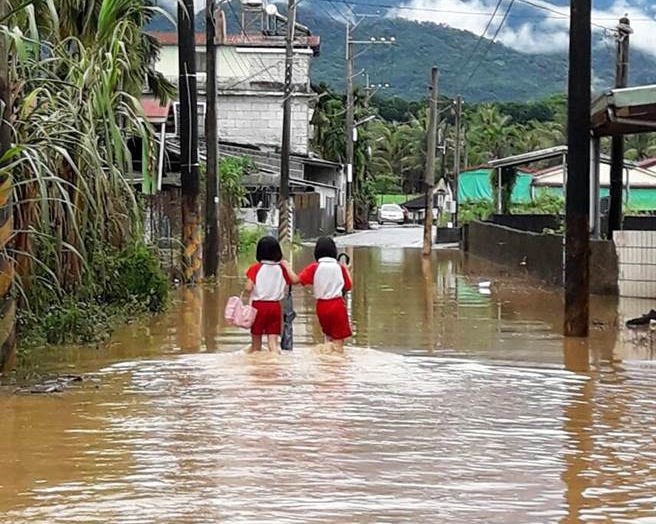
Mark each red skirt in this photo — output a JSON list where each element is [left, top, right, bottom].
[[316, 297, 352, 341], [251, 300, 282, 335]]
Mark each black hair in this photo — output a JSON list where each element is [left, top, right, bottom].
[[256, 236, 283, 262], [314, 236, 337, 260]]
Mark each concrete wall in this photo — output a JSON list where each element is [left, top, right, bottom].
[[216, 93, 311, 154], [489, 214, 562, 233], [218, 47, 312, 90], [466, 220, 618, 295], [159, 44, 314, 154]]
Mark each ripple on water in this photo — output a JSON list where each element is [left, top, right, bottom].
[[2, 348, 656, 523]]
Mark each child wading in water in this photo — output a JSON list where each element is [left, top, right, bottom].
[[299, 237, 353, 351], [245, 236, 299, 352]]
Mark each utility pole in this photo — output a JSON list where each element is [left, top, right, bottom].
[[279, 0, 297, 244], [607, 16, 631, 239], [423, 66, 438, 257], [178, 0, 202, 283], [564, 0, 591, 337], [0, 0, 16, 372], [204, 1, 220, 278], [345, 21, 394, 233], [452, 95, 462, 227], [345, 21, 355, 233]]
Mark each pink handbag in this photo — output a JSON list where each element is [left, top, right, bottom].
[[224, 295, 241, 322], [224, 294, 258, 329]]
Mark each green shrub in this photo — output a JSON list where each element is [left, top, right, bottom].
[[102, 244, 169, 313], [18, 242, 169, 349], [238, 225, 266, 255], [459, 200, 495, 225]]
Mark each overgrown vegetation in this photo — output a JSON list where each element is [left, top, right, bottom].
[[458, 193, 565, 226], [2, 0, 173, 351]]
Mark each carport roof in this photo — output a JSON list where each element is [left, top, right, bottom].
[[591, 85, 656, 137], [487, 146, 568, 169]]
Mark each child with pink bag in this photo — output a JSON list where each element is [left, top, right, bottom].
[[243, 236, 299, 352]]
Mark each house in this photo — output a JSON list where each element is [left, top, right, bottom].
[[146, 3, 344, 235], [150, 30, 319, 155], [533, 160, 656, 211]]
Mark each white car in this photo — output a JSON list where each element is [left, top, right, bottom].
[[377, 204, 405, 225]]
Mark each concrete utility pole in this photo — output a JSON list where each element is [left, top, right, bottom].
[[608, 16, 631, 239], [279, 0, 297, 244], [564, 0, 592, 337], [423, 66, 438, 257], [452, 95, 462, 227], [178, 0, 202, 283], [204, 1, 221, 278], [0, 0, 17, 372], [345, 20, 394, 233], [345, 21, 355, 233]]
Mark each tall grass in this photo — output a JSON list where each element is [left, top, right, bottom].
[[1, 0, 174, 346]]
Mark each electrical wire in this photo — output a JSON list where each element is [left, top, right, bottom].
[[459, 0, 517, 93], [310, 0, 650, 23], [225, 1, 280, 83], [452, 0, 505, 91]]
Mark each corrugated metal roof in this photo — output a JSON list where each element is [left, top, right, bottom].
[[534, 162, 656, 188], [488, 146, 568, 169]]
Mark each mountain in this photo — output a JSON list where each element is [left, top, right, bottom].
[[148, 3, 656, 102]]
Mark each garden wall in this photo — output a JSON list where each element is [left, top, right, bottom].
[[465, 220, 618, 295], [488, 214, 562, 233]]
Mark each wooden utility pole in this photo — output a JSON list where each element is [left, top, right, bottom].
[[607, 16, 631, 239], [564, 0, 591, 337], [178, 0, 202, 283], [345, 21, 355, 234], [204, 1, 220, 278], [422, 66, 438, 257], [0, 1, 16, 372], [452, 95, 462, 227], [279, 0, 297, 244]]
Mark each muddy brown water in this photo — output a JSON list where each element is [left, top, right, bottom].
[[1, 247, 656, 523]]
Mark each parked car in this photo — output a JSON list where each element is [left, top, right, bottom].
[[377, 203, 405, 225]]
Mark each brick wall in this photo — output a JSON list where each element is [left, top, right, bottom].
[[217, 93, 311, 154]]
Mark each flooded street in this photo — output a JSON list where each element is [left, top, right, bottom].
[[2, 246, 656, 523]]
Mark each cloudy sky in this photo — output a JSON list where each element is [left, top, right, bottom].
[[387, 0, 656, 56], [156, 0, 656, 57]]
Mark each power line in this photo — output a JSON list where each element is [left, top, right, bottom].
[[514, 0, 611, 30], [459, 0, 517, 93], [225, 1, 280, 83], [453, 0, 505, 90], [310, 0, 651, 23]]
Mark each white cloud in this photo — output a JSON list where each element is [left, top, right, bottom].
[[387, 0, 656, 57]]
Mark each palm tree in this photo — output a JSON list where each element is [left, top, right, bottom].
[[465, 104, 516, 161], [625, 133, 656, 161]]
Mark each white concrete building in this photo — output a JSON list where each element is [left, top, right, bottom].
[[149, 31, 319, 155]]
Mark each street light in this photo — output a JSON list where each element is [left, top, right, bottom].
[[355, 114, 376, 127]]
